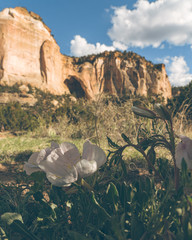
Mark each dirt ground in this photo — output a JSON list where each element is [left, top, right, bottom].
[[0, 162, 23, 184]]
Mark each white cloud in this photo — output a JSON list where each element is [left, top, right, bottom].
[[160, 56, 192, 86], [108, 0, 192, 48], [112, 41, 127, 51], [70, 35, 115, 57]]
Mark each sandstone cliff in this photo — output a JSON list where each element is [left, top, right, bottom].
[[0, 7, 172, 100]]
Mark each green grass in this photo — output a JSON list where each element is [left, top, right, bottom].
[[0, 133, 86, 164]]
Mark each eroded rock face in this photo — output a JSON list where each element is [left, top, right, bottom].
[[0, 7, 68, 94], [64, 52, 172, 100], [0, 7, 172, 100]]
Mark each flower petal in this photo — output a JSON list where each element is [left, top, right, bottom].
[[28, 152, 39, 165], [24, 162, 42, 175], [38, 145, 80, 177], [82, 141, 106, 168], [35, 142, 60, 165], [176, 136, 192, 169], [60, 142, 81, 165], [75, 159, 97, 178], [46, 168, 78, 187], [36, 149, 48, 165], [23, 152, 42, 175]]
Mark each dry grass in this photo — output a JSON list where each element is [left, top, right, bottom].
[[173, 107, 192, 138]]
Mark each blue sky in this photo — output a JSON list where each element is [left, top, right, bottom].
[[0, 0, 192, 87]]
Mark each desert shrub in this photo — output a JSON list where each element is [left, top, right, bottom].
[[53, 98, 95, 123], [1, 83, 191, 143], [168, 81, 192, 120], [27, 84, 33, 94], [0, 83, 21, 93], [32, 89, 56, 125], [0, 102, 39, 131], [0, 82, 171, 137], [38, 94, 164, 143]]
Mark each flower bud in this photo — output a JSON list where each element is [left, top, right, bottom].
[[154, 104, 171, 121], [132, 106, 157, 119]]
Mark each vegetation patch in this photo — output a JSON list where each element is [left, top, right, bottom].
[[0, 82, 192, 239]]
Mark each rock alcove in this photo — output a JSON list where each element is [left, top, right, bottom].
[[64, 77, 86, 98]]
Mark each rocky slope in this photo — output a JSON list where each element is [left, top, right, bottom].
[[0, 7, 172, 100]]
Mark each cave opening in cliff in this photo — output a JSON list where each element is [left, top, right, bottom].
[[64, 77, 86, 98]]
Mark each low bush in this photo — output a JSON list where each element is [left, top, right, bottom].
[[0, 83, 21, 93], [0, 102, 39, 131]]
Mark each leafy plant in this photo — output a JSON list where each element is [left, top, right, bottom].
[[1, 101, 192, 239], [107, 104, 192, 239]]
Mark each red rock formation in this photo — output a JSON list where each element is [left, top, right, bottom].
[[0, 7, 172, 100], [65, 52, 172, 100]]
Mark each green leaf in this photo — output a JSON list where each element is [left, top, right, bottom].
[[139, 138, 153, 151], [29, 171, 46, 183], [50, 203, 57, 220], [131, 215, 145, 240], [1, 213, 39, 240], [0, 226, 8, 240], [107, 137, 120, 149], [147, 147, 156, 173], [110, 215, 127, 240], [97, 230, 115, 240], [33, 191, 44, 201], [81, 179, 93, 191], [181, 158, 189, 185], [91, 191, 111, 221], [176, 208, 183, 216], [181, 157, 188, 173], [67, 230, 92, 240], [1, 212, 23, 225], [106, 182, 120, 211], [145, 177, 154, 196], [38, 201, 54, 218], [121, 133, 131, 144], [183, 213, 190, 240], [10, 220, 40, 240], [120, 158, 127, 175], [120, 182, 133, 207], [109, 153, 120, 167], [154, 104, 171, 121]]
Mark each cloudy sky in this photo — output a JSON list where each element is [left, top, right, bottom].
[[0, 0, 192, 87]]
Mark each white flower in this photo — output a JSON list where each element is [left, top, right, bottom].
[[23, 142, 59, 175], [23, 152, 42, 175], [24, 140, 106, 186], [38, 142, 80, 186], [175, 136, 192, 170], [75, 141, 106, 178]]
